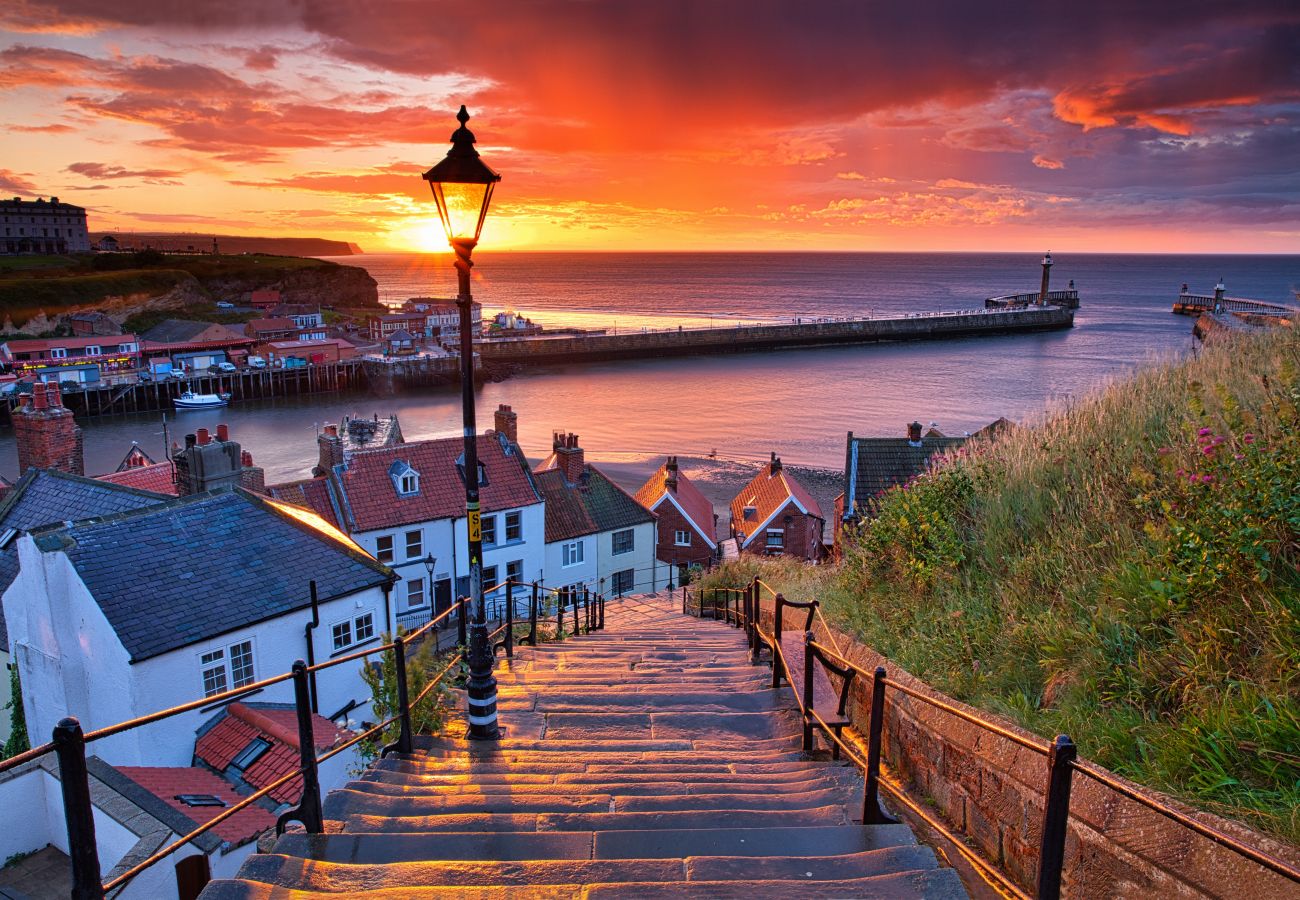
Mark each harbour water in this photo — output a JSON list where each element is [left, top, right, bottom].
[[2, 252, 1296, 484]]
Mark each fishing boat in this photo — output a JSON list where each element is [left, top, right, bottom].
[[174, 391, 230, 410]]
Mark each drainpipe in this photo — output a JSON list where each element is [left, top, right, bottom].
[[304, 580, 320, 713], [382, 579, 393, 638]]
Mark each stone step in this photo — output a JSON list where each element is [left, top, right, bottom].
[[360, 771, 855, 793], [226, 844, 941, 891], [540, 711, 800, 741], [341, 805, 852, 833], [584, 871, 968, 899], [498, 692, 790, 713]]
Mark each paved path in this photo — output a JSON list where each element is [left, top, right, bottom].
[[202, 594, 965, 898]]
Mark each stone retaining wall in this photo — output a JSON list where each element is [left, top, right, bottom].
[[754, 599, 1300, 899]]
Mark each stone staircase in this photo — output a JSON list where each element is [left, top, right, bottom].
[[202, 594, 965, 898]]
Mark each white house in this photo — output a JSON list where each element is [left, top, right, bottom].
[[535, 433, 661, 597], [270, 406, 545, 629], [3, 487, 395, 768]]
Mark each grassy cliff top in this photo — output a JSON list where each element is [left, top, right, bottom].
[[705, 323, 1300, 843]]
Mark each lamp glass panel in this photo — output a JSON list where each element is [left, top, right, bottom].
[[432, 181, 490, 242]]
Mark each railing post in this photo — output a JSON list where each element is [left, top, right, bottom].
[[525, 581, 538, 646], [1036, 735, 1077, 900], [53, 717, 103, 900], [457, 596, 468, 649], [599, 593, 606, 629], [801, 631, 815, 755], [557, 588, 565, 637], [504, 585, 514, 657], [772, 594, 786, 689], [382, 635, 413, 757], [276, 660, 323, 834], [863, 666, 898, 824]]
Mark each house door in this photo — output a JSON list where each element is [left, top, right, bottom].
[[434, 577, 453, 614], [175, 854, 211, 900]]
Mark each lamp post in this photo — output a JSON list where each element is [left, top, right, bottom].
[[423, 550, 436, 606], [423, 105, 502, 741]]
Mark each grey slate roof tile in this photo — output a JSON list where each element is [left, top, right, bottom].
[[31, 487, 393, 662]]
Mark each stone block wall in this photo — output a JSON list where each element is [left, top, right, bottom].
[[754, 597, 1300, 899]]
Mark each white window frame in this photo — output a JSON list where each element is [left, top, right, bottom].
[[504, 510, 522, 542], [84, 345, 101, 357], [405, 529, 422, 560], [375, 534, 394, 563], [612, 569, 635, 594], [199, 638, 256, 698], [332, 612, 376, 651], [481, 514, 497, 546], [765, 528, 785, 549], [406, 577, 427, 609], [562, 540, 584, 567], [612, 529, 634, 555], [50, 348, 67, 359], [674, 529, 692, 546], [399, 472, 418, 495]]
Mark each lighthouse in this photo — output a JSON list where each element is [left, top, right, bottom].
[[1039, 251, 1053, 305]]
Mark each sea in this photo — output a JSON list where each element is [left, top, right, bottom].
[[3, 252, 1297, 483]]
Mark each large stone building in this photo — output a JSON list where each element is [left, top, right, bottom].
[[1, 196, 91, 254]]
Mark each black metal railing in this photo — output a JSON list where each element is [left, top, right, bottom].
[[684, 579, 1300, 900]]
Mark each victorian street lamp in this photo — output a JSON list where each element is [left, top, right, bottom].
[[423, 105, 502, 741]]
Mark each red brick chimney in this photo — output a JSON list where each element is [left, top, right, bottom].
[[239, 449, 266, 493], [552, 432, 585, 484], [315, 423, 342, 476], [769, 452, 782, 476], [908, 421, 923, 445], [665, 456, 678, 492], [14, 383, 84, 475], [494, 404, 518, 443]]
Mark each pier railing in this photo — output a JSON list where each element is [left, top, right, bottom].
[[1175, 292, 1299, 316], [684, 579, 1300, 900], [985, 289, 1079, 306]]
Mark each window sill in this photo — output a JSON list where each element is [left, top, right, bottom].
[[330, 635, 380, 658]]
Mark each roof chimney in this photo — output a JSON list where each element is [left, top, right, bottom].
[[665, 456, 678, 491], [769, 452, 782, 476], [216, 423, 230, 443], [908, 421, 923, 446], [494, 404, 518, 443], [554, 432, 585, 484], [174, 426, 243, 495], [13, 382, 84, 475], [315, 423, 343, 476]]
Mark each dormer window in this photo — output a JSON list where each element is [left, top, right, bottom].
[[389, 460, 420, 496], [455, 452, 489, 487]]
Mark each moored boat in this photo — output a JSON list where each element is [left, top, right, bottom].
[[174, 391, 230, 409]]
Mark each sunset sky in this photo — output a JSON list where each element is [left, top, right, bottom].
[[1, 2, 1297, 252]]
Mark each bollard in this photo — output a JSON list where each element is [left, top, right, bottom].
[[1036, 735, 1077, 900], [54, 718, 103, 900], [382, 635, 413, 757], [277, 661, 324, 834]]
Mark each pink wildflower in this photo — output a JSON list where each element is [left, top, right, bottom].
[[1198, 427, 1212, 436], [1201, 445, 1215, 456], [1244, 434, 1255, 444], [1234, 453, 1245, 461], [1175, 469, 1185, 477], [1201, 474, 1214, 484], [1157, 447, 1171, 455]]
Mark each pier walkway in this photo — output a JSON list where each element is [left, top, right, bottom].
[[1173, 290, 1299, 317], [480, 305, 1073, 367], [202, 594, 965, 899]]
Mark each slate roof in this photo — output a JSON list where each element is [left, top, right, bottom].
[[634, 460, 717, 547], [114, 765, 275, 846], [31, 487, 393, 662], [141, 319, 246, 344], [330, 432, 541, 533], [729, 459, 825, 548], [533, 464, 656, 544], [195, 702, 349, 804], [842, 432, 970, 518], [266, 477, 342, 529]]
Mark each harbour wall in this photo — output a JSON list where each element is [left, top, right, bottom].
[[478, 306, 1074, 366]]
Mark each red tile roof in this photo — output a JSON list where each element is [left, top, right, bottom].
[[266, 477, 341, 529], [195, 702, 350, 804], [729, 458, 824, 548], [634, 459, 717, 547], [114, 765, 276, 846], [332, 432, 540, 533], [247, 317, 295, 332], [97, 462, 179, 495]]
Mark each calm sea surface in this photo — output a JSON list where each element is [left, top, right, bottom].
[[3, 252, 1297, 483]]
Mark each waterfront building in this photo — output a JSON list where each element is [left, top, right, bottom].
[[401, 298, 479, 345], [728, 453, 826, 561], [66, 311, 123, 337], [534, 431, 661, 598], [245, 317, 299, 342], [256, 336, 357, 366], [0, 195, 91, 255], [634, 456, 719, 577], [0, 334, 141, 384], [269, 304, 325, 328], [245, 290, 281, 310], [141, 319, 255, 371], [368, 312, 430, 342]]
